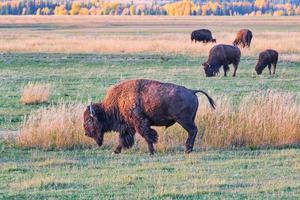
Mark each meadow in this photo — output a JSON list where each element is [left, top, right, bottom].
[[0, 16, 299, 199]]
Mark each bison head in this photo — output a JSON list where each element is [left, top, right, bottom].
[[202, 62, 217, 77], [255, 64, 263, 75], [83, 103, 105, 146], [211, 39, 216, 43]]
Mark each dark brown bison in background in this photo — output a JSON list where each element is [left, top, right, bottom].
[[83, 79, 215, 155], [202, 44, 241, 77], [233, 29, 253, 48], [191, 29, 216, 43], [255, 49, 278, 75]]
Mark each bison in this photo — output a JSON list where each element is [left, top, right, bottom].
[[233, 29, 253, 48], [202, 44, 241, 77], [191, 29, 216, 43], [255, 49, 278, 75], [83, 79, 215, 155]]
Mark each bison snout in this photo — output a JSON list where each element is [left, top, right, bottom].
[[205, 73, 215, 77], [96, 137, 103, 146], [255, 70, 262, 75]]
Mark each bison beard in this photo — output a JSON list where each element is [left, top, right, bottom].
[[83, 79, 215, 155]]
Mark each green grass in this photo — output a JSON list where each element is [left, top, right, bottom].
[[0, 146, 299, 199], [1, 53, 299, 129], [0, 16, 300, 199]]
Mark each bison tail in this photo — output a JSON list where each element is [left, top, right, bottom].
[[193, 90, 216, 109]]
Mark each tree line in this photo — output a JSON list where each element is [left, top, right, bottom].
[[0, 0, 300, 16]]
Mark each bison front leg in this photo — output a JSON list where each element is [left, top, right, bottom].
[[272, 63, 277, 75], [223, 64, 229, 76], [132, 108, 158, 155], [134, 121, 158, 155], [114, 129, 135, 154], [137, 125, 158, 155], [232, 64, 238, 77]]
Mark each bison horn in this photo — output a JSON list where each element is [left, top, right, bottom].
[[89, 102, 96, 117]]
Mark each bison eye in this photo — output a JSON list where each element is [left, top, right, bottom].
[[84, 118, 94, 126]]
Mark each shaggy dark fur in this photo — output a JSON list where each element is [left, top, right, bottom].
[[191, 29, 216, 43], [233, 29, 253, 48], [255, 49, 278, 75], [83, 79, 215, 154], [202, 44, 241, 77]]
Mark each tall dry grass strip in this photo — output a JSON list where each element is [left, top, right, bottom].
[[1, 16, 300, 56], [196, 91, 300, 149], [18, 102, 94, 149], [18, 92, 300, 151], [20, 83, 52, 105]]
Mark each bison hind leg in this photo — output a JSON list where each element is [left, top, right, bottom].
[[178, 121, 198, 153]]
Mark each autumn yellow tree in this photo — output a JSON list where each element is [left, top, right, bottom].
[[54, 5, 68, 15], [79, 8, 89, 15], [41, 7, 50, 15], [273, 10, 284, 16], [255, 0, 269, 9], [295, 6, 300, 15], [129, 5, 135, 15], [70, 2, 81, 15], [89, 6, 97, 15]]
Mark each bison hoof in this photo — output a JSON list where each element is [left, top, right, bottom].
[[185, 148, 193, 154], [113, 150, 121, 154], [149, 150, 155, 155]]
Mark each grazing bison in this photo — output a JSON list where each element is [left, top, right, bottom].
[[233, 29, 253, 48], [202, 44, 241, 77], [83, 79, 215, 155], [255, 49, 278, 75], [191, 29, 216, 43]]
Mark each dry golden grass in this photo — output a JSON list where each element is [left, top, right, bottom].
[[18, 91, 300, 151], [20, 82, 52, 105], [1, 16, 300, 57], [196, 91, 300, 149], [18, 102, 94, 149]]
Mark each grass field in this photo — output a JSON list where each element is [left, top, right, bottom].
[[0, 16, 299, 199], [1, 146, 300, 199], [1, 53, 299, 130]]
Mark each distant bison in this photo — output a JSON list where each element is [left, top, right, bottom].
[[233, 29, 253, 48], [83, 79, 215, 155], [255, 49, 278, 75], [202, 44, 241, 77], [191, 29, 216, 43]]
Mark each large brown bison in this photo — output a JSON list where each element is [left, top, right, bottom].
[[83, 79, 215, 155], [191, 29, 216, 43], [255, 49, 278, 75], [233, 29, 253, 48], [202, 44, 241, 77]]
